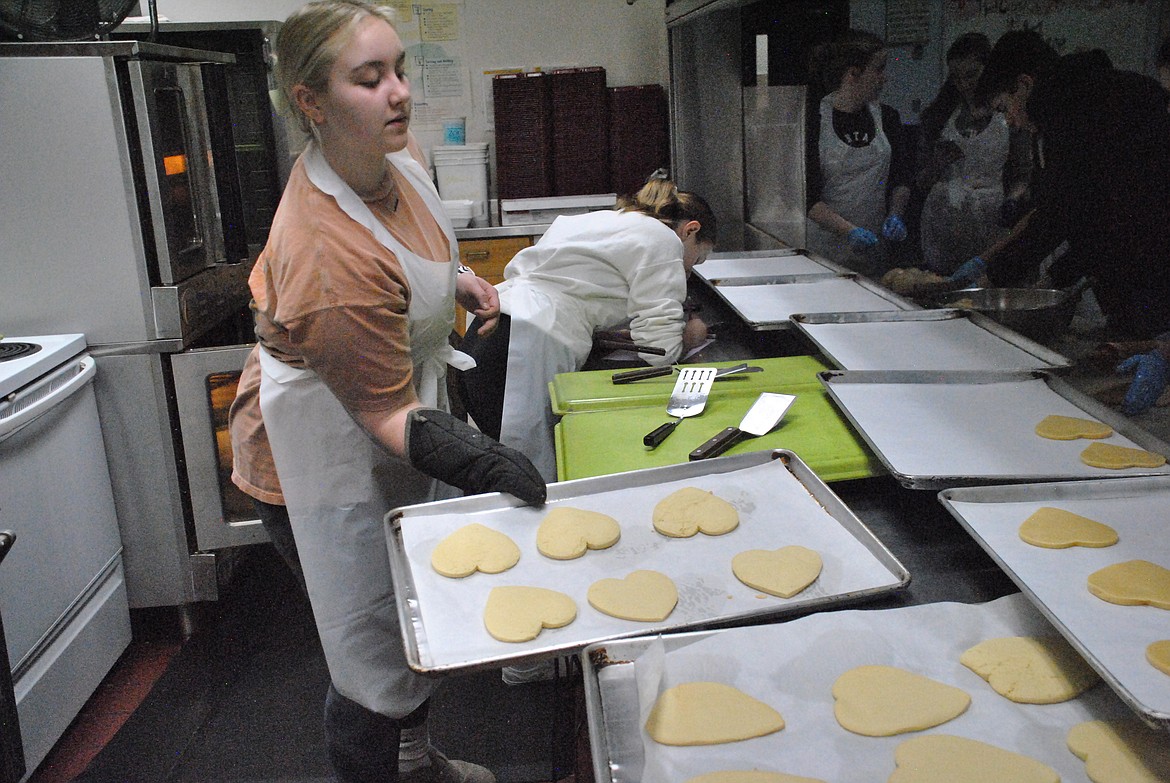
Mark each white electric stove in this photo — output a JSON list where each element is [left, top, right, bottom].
[[0, 333, 130, 777]]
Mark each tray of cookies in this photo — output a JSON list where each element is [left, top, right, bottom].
[[819, 370, 1170, 490], [579, 593, 1170, 783], [939, 476, 1170, 730], [384, 450, 908, 674], [791, 309, 1071, 371]]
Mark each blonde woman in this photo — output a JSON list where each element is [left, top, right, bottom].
[[229, 2, 543, 780], [458, 175, 717, 480]]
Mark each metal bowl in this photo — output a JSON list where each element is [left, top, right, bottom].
[[932, 287, 1078, 342]]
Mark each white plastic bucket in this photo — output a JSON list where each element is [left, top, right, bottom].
[[433, 143, 489, 225]]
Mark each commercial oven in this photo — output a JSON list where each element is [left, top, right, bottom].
[[0, 40, 284, 623]]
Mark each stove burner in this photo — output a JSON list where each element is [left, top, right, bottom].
[[0, 342, 41, 362]]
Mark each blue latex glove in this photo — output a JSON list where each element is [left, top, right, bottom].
[[882, 214, 907, 242], [847, 226, 878, 250], [950, 256, 987, 286], [1116, 350, 1169, 415]]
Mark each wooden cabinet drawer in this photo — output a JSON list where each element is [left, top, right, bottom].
[[455, 236, 534, 334]]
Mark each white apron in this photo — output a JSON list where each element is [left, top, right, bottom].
[[498, 283, 591, 482], [258, 142, 471, 716], [920, 109, 1010, 274], [805, 95, 892, 277]]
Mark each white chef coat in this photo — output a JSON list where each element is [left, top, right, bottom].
[[496, 209, 689, 480]]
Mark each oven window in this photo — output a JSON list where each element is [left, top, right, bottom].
[[208, 371, 254, 522], [155, 87, 202, 262]]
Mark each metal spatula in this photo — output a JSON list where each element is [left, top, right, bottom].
[[689, 391, 796, 460], [643, 367, 717, 449]]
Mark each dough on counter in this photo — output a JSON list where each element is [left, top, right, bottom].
[[889, 734, 1060, 783], [1145, 640, 1170, 676], [535, 507, 621, 560], [430, 523, 521, 578], [960, 636, 1100, 703], [831, 665, 970, 737], [686, 772, 826, 783], [1018, 507, 1119, 549], [587, 569, 677, 622], [1080, 442, 1167, 470], [652, 487, 740, 538], [1035, 414, 1114, 440], [645, 681, 784, 746], [1068, 719, 1170, 783], [879, 267, 950, 296], [1087, 560, 1170, 609], [483, 586, 576, 643], [731, 546, 822, 598]]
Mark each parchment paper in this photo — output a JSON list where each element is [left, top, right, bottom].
[[394, 460, 901, 670], [946, 482, 1170, 725], [799, 318, 1063, 371], [697, 254, 832, 282], [594, 594, 1170, 783], [716, 278, 911, 325], [824, 376, 1170, 481]]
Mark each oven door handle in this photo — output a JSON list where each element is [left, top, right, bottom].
[[0, 357, 96, 443]]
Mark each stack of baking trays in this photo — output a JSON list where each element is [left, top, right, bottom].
[[693, 249, 919, 330], [382, 252, 1170, 780]]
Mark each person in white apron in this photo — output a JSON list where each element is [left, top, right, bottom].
[[245, 5, 544, 782], [804, 30, 912, 279], [457, 175, 717, 482]]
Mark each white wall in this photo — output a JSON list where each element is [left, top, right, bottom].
[[150, 0, 669, 156]]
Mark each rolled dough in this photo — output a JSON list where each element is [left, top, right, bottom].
[[832, 665, 970, 737], [1145, 640, 1170, 676], [1080, 442, 1167, 470], [731, 546, 822, 598], [535, 507, 621, 560], [1018, 507, 1118, 549], [960, 636, 1100, 703], [430, 523, 520, 578], [1067, 719, 1170, 783], [889, 734, 1059, 783], [645, 681, 784, 746], [653, 487, 739, 538]]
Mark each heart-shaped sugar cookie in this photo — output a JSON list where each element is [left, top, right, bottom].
[[1080, 442, 1167, 469], [832, 665, 970, 737], [960, 636, 1100, 704], [1035, 414, 1113, 440], [890, 735, 1059, 783], [653, 487, 739, 538], [536, 507, 621, 560], [1018, 507, 1118, 549], [1067, 719, 1170, 783], [645, 681, 784, 746], [587, 570, 678, 622], [483, 586, 576, 643], [731, 546, 822, 598], [1087, 560, 1170, 609], [1147, 640, 1170, 676], [430, 523, 520, 578]]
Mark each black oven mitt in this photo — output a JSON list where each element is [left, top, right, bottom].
[[406, 408, 546, 507]]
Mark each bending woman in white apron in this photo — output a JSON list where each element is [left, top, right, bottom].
[[458, 175, 717, 481], [804, 30, 912, 279], [246, 5, 543, 782]]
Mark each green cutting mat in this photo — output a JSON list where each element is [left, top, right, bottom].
[[554, 387, 882, 482], [548, 355, 833, 415]]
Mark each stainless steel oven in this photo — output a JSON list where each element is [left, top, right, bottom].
[[0, 40, 283, 620]]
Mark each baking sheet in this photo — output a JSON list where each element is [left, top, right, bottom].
[[708, 274, 918, 331], [939, 477, 1170, 728], [820, 370, 1170, 489], [385, 452, 907, 673], [792, 309, 1071, 371], [695, 253, 837, 283], [580, 594, 1170, 783]]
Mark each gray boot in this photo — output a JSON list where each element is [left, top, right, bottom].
[[399, 723, 495, 783]]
